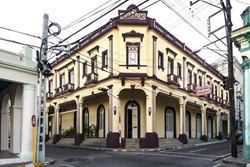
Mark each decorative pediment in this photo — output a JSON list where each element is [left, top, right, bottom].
[[119, 4, 147, 21], [122, 30, 144, 42]]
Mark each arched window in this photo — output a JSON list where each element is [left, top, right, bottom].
[[97, 105, 105, 138], [83, 107, 89, 137], [165, 107, 175, 138]]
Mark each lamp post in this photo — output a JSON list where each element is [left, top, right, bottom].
[[190, 0, 237, 157]]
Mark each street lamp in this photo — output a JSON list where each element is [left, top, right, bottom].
[[190, 0, 237, 157]]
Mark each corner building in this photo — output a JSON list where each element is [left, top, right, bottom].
[[46, 5, 230, 148]]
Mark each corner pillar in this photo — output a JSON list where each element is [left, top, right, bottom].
[[179, 96, 187, 134], [20, 84, 36, 161]]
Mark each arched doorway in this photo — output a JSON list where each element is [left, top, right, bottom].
[[82, 107, 89, 137], [186, 111, 191, 138], [196, 114, 202, 139], [97, 105, 105, 138], [165, 107, 176, 138], [207, 116, 213, 138], [125, 100, 140, 138]]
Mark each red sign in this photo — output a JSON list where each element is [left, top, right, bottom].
[[31, 115, 36, 127], [196, 85, 212, 97]]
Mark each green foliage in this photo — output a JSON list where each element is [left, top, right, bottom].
[[61, 126, 76, 138], [89, 124, 97, 137]]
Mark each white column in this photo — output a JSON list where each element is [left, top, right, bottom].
[[216, 111, 221, 137], [56, 108, 60, 134], [20, 84, 36, 161], [79, 102, 83, 133], [10, 106, 22, 154], [179, 97, 187, 134], [1, 106, 9, 150], [108, 85, 113, 132], [201, 104, 207, 136]]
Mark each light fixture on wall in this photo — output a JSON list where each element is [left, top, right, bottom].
[[148, 107, 152, 116], [113, 106, 117, 115]]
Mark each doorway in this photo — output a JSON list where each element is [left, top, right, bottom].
[[165, 107, 175, 138], [125, 101, 140, 138], [196, 114, 201, 139]]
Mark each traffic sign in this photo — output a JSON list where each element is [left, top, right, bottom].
[[31, 115, 36, 127]]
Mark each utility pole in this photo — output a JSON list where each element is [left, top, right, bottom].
[[190, 0, 237, 157], [36, 13, 49, 162], [222, 0, 237, 158]]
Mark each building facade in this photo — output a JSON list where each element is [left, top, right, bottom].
[[211, 56, 243, 131], [46, 5, 230, 148], [0, 47, 37, 164]]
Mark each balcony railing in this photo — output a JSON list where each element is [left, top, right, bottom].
[[85, 73, 98, 86], [55, 87, 62, 96], [46, 92, 54, 100], [63, 83, 74, 92], [187, 83, 197, 94], [167, 74, 180, 88]]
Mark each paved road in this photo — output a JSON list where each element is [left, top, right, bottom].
[[2, 142, 242, 167], [45, 142, 241, 167]]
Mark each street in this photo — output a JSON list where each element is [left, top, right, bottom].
[[44, 141, 242, 167]]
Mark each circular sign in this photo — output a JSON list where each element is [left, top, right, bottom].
[[31, 115, 36, 127]]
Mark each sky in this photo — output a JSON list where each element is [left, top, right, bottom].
[[0, 0, 249, 63]]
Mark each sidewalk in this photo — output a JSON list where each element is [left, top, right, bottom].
[[223, 150, 250, 167]]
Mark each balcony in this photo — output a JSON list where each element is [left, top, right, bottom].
[[85, 73, 98, 87], [46, 92, 54, 100], [221, 99, 230, 108], [63, 83, 74, 93], [55, 87, 62, 96], [167, 74, 180, 88], [187, 83, 197, 95], [217, 97, 222, 103]]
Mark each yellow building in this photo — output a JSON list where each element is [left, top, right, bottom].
[[46, 4, 229, 148]]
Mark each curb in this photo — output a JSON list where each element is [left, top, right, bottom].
[[195, 140, 227, 146], [17, 157, 54, 167]]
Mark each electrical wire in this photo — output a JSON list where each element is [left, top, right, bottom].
[[234, 0, 250, 5], [160, 0, 227, 57], [62, 0, 119, 30], [45, 0, 225, 99], [0, 26, 41, 40], [0, 37, 40, 49], [57, 0, 130, 45], [49, 0, 151, 58]]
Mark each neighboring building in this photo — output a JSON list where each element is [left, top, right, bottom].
[[46, 4, 230, 148], [0, 47, 37, 164], [211, 56, 243, 131]]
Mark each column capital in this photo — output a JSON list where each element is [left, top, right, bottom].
[[152, 85, 157, 90], [242, 56, 250, 70]]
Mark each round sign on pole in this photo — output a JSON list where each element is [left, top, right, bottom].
[[31, 115, 36, 127]]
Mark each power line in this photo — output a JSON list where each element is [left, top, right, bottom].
[[62, 0, 119, 30], [0, 37, 40, 49], [161, 0, 227, 56], [0, 26, 41, 40], [234, 0, 250, 5], [49, 0, 151, 58], [57, 0, 130, 45]]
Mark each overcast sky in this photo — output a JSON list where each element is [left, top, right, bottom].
[[0, 0, 249, 63]]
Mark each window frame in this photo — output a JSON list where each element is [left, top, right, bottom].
[[158, 51, 164, 70], [126, 42, 140, 68], [168, 57, 174, 75], [102, 50, 108, 70], [177, 63, 182, 78], [68, 69, 74, 84], [60, 73, 65, 87]]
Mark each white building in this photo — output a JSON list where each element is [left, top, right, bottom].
[[211, 56, 243, 131], [0, 47, 37, 165]]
